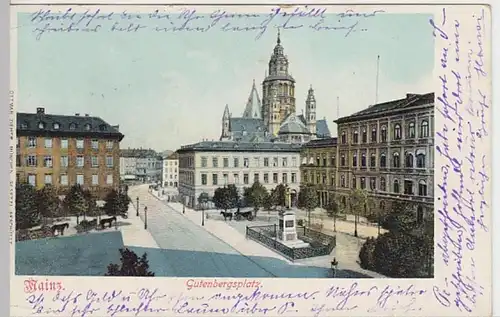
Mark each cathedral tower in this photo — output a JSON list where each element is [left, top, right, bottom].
[[220, 104, 231, 140], [269, 86, 281, 135], [305, 86, 317, 137], [262, 30, 296, 136]]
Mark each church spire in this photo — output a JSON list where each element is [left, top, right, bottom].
[[268, 29, 288, 77], [242, 80, 262, 119], [277, 28, 281, 45]]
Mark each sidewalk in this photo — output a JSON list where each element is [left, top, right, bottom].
[[120, 202, 159, 249]]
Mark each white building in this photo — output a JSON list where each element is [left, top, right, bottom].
[[177, 140, 302, 208], [119, 156, 138, 180], [162, 152, 179, 188]]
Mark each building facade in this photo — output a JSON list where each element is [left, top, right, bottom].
[[16, 107, 124, 199], [334, 93, 434, 221], [300, 137, 338, 208], [219, 31, 331, 144], [120, 148, 162, 183], [119, 156, 137, 180], [162, 152, 179, 188], [177, 141, 302, 208]]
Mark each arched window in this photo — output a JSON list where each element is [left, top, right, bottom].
[[420, 120, 429, 137], [341, 154, 346, 166], [393, 179, 400, 193], [371, 127, 377, 142], [53, 122, 60, 130], [408, 122, 416, 138], [370, 153, 376, 167], [38, 122, 45, 129], [417, 206, 424, 224], [394, 124, 402, 140], [380, 153, 386, 167], [352, 176, 357, 189], [380, 177, 386, 191], [341, 131, 346, 144], [379, 201, 386, 212], [84, 123, 91, 131], [353, 130, 359, 143], [418, 180, 427, 196], [341, 196, 347, 207], [352, 152, 358, 167], [381, 125, 387, 142], [405, 152, 414, 167], [69, 122, 77, 130], [361, 153, 367, 167], [393, 152, 400, 168], [416, 153, 426, 168], [362, 128, 367, 143], [341, 175, 346, 187]]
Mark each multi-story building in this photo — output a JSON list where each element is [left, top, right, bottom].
[[16, 107, 124, 199], [300, 137, 338, 207], [334, 92, 434, 221], [119, 156, 137, 181], [177, 141, 302, 208], [120, 148, 162, 183], [162, 152, 179, 188]]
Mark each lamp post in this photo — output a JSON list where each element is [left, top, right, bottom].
[[136, 197, 139, 216], [144, 206, 148, 230], [182, 196, 185, 214], [201, 202, 205, 226]]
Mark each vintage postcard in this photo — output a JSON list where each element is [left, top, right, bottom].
[[9, 4, 492, 317]]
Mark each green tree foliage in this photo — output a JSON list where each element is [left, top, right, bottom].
[[36, 185, 61, 221], [105, 248, 155, 276], [212, 185, 239, 211], [197, 192, 210, 208], [325, 200, 340, 231], [243, 181, 268, 213], [63, 184, 88, 223], [83, 189, 100, 219], [381, 201, 418, 233], [358, 237, 377, 270], [271, 184, 286, 208], [103, 189, 129, 218], [348, 188, 370, 216], [16, 183, 40, 230], [297, 184, 319, 226]]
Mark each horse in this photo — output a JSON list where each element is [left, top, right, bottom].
[[100, 216, 117, 229], [51, 223, 69, 236], [220, 211, 233, 221]]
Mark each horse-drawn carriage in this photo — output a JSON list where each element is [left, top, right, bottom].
[[234, 209, 254, 221]]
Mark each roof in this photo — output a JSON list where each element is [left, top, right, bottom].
[[121, 148, 159, 158], [17, 108, 124, 141], [178, 140, 302, 153], [15, 231, 123, 276], [263, 74, 296, 83], [242, 81, 262, 119], [295, 115, 331, 138], [335, 93, 434, 124], [166, 152, 179, 160], [303, 137, 338, 149], [230, 117, 266, 133], [278, 114, 310, 134]]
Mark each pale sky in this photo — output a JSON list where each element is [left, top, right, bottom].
[[16, 9, 434, 152]]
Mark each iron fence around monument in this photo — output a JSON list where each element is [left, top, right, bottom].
[[245, 224, 336, 261]]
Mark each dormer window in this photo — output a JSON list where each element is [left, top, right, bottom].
[[99, 124, 107, 131], [53, 122, 60, 130], [20, 122, 28, 129], [84, 123, 91, 131], [69, 123, 77, 130], [38, 122, 45, 129]]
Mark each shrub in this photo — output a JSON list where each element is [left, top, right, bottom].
[[358, 237, 377, 270], [105, 248, 155, 276], [16, 226, 54, 241]]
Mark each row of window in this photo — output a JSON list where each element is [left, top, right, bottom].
[[200, 172, 298, 186], [25, 173, 114, 187], [339, 152, 426, 168], [340, 120, 430, 144], [200, 156, 298, 169], [20, 121, 109, 132], [20, 137, 114, 150], [19, 155, 114, 168], [338, 175, 428, 196]]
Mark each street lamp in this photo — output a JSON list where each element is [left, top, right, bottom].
[[182, 196, 185, 214], [144, 206, 148, 230], [136, 197, 139, 217], [201, 202, 205, 226]]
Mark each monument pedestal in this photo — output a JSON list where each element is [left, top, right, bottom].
[[278, 209, 309, 248]]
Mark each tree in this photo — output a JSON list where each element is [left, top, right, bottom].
[[63, 184, 87, 224], [103, 189, 128, 218], [325, 200, 340, 232], [243, 181, 268, 215], [83, 190, 99, 219], [348, 188, 371, 237], [297, 184, 319, 226], [381, 201, 418, 233], [16, 183, 40, 230], [105, 248, 155, 276], [36, 185, 61, 223], [271, 184, 286, 208], [212, 185, 239, 212]]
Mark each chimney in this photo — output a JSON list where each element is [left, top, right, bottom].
[[75, 113, 80, 116], [36, 107, 45, 114], [84, 114, 89, 117]]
